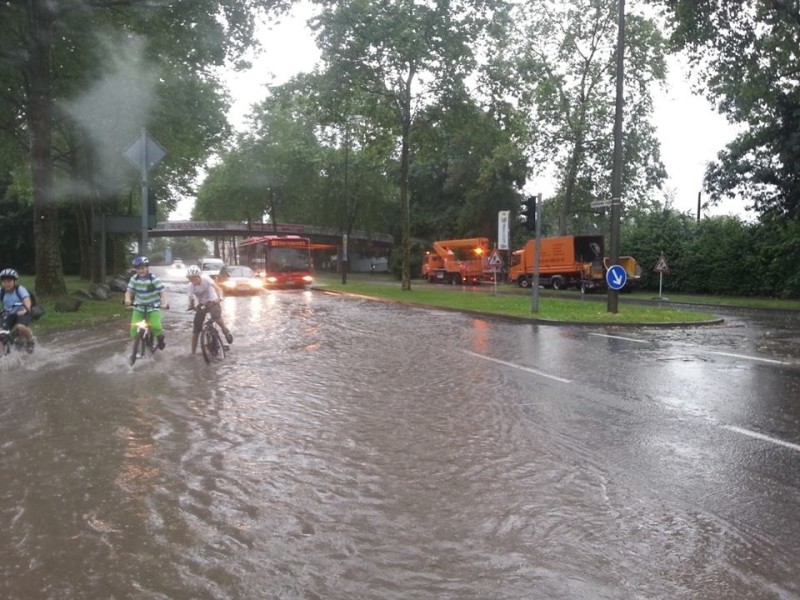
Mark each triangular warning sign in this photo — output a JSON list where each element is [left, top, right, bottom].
[[654, 255, 669, 273], [487, 250, 503, 266]]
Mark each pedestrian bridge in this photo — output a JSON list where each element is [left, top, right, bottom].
[[150, 220, 393, 249]]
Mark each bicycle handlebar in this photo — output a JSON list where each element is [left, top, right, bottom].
[[126, 303, 168, 311]]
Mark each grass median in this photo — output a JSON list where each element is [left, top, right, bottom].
[[19, 275, 127, 336], [314, 275, 721, 325]]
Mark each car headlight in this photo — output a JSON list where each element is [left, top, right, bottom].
[[302, 275, 313, 283]]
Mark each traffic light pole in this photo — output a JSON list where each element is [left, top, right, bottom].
[[531, 193, 542, 313]]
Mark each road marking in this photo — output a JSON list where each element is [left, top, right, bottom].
[[722, 425, 800, 453], [588, 333, 648, 343], [707, 351, 791, 366], [463, 351, 572, 383]]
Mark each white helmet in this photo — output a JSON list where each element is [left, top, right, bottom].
[[186, 265, 202, 278]]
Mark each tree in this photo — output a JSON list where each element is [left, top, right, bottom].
[[514, 0, 668, 234], [0, 0, 286, 294], [310, 0, 511, 290], [410, 95, 529, 240], [656, 0, 800, 219]]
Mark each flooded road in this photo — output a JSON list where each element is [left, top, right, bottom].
[[2, 278, 800, 599]]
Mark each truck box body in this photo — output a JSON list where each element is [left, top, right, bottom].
[[509, 235, 641, 291], [508, 235, 605, 290], [423, 237, 490, 285]]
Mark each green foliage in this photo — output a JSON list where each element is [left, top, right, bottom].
[[658, 0, 800, 219], [411, 96, 529, 241], [621, 206, 800, 298], [512, 0, 668, 235]]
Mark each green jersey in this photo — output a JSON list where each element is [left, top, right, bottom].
[[127, 273, 164, 306]]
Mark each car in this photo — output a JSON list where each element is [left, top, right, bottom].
[[172, 259, 185, 270], [217, 265, 263, 295], [199, 257, 226, 279]]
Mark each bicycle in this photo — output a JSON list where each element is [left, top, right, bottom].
[[191, 302, 228, 363], [128, 303, 161, 366], [0, 308, 34, 356]]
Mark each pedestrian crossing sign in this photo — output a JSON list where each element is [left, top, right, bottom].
[[654, 254, 669, 273]]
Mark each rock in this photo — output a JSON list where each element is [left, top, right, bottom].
[[55, 297, 82, 312], [90, 283, 110, 300]]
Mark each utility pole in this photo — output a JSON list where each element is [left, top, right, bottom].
[[531, 193, 542, 313]]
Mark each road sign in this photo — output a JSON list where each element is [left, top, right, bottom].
[[486, 250, 503, 269], [590, 199, 612, 209], [124, 130, 166, 173], [654, 253, 670, 273], [497, 211, 510, 250], [606, 264, 627, 290]]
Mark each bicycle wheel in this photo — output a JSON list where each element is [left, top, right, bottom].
[[200, 325, 225, 363], [130, 329, 145, 365], [146, 331, 156, 354]]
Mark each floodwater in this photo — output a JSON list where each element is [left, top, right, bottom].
[[1, 283, 799, 599]]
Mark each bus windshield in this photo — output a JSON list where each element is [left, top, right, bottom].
[[267, 246, 310, 273]]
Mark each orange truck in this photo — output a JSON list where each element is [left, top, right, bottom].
[[508, 235, 641, 292], [422, 237, 490, 285]]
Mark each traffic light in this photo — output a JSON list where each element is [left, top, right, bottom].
[[519, 196, 536, 231], [147, 188, 157, 229]]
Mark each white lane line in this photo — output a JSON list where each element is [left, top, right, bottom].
[[707, 351, 791, 366], [722, 425, 800, 453], [588, 333, 648, 343], [463, 351, 572, 383]]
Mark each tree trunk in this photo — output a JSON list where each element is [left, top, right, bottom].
[[27, 0, 67, 296]]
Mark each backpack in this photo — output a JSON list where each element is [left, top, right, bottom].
[[1, 286, 45, 322]]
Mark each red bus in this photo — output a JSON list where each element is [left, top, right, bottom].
[[239, 235, 314, 288]]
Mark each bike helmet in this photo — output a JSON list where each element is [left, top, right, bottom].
[[132, 256, 150, 267], [186, 265, 202, 278], [0, 268, 19, 280]]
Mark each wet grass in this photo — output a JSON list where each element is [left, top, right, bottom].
[[314, 275, 719, 324], [19, 275, 127, 335]]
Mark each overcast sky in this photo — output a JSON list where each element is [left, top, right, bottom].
[[173, 5, 745, 221]]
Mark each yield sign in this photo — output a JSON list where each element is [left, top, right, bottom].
[[124, 129, 166, 173]]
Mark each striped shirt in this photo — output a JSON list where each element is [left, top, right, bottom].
[[127, 273, 164, 306]]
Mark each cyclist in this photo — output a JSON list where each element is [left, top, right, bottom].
[[0, 268, 34, 354], [124, 256, 169, 349], [186, 265, 233, 354]]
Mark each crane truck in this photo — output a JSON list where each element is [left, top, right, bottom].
[[422, 237, 490, 285], [508, 235, 642, 292]]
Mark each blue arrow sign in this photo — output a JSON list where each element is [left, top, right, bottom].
[[606, 264, 627, 291]]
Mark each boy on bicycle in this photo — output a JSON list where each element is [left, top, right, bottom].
[[0, 268, 35, 354], [185, 265, 233, 354], [124, 256, 169, 349]]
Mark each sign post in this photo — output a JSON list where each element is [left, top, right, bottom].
[[124, 129, 166, 255], [653, 252, 670, 299], [486, 248, 504, 296]]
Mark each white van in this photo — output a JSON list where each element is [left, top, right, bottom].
[[198, 257, 225, 279]]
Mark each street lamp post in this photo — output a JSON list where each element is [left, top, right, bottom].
[[341, 115, 364, 285]]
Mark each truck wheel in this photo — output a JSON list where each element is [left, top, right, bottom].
[[519, 277, 530, 288], [551, 276, 564, 291]]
